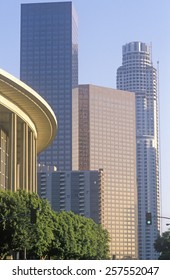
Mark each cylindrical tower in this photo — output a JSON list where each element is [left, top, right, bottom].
[[117, 42, 160, 260]]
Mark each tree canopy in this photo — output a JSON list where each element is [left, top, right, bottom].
[[0, 190, 110, 260], [49, 211, 110, 259], [0, 190, 54, 259], [154, 230, 170, 259]]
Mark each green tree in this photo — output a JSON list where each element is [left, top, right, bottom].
[[0, 190, 110, 260], [49, 211, 110, 260], [154, 230, 170, 259], [0, 190, 54, 259]]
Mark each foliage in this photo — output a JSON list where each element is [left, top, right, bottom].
[[0, 190, 54, 259], [154, 230, 170, 259], [0, 190, 110, 260], [49, 211, 110, 259]]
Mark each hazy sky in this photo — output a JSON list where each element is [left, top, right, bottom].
[[0, 0, 170, 232]]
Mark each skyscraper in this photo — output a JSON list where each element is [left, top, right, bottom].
[[117, 42, 160, 259], [20, 2, 78, 170], [72, 85, 138, 260]]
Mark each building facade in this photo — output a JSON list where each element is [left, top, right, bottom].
[[20, 1, 78, 170], [117, 42, 160, 259], [38, 165, 103, 224], [0, 69, 57, 192], [37, 164, 57, 201], [72, 85, 138, 259]]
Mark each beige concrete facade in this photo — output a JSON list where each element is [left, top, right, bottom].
[[0, 69, 57, 192], [72, 85, 138, 259]]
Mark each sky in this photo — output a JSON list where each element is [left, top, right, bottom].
[[0, 0, 170, 232]]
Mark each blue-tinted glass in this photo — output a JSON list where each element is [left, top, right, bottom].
[[21, 2, 78, 170]]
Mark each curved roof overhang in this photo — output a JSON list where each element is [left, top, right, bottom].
[[0, 69, 57, 153]]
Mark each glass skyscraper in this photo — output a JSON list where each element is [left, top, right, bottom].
[[20, 2, 78, 170], [117, 42, 160, 259]]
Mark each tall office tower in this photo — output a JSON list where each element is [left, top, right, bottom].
[[117, 42, 160, 259], [38, 166, 104, 224], [72, 85, 138, 260], [20, 2, 78, 170]]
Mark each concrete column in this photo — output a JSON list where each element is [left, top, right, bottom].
[[20, 123, 25, 189], [28, 130, 33, 192], [9, 113, 17, 191], [34, 138, 37, 193], [21, 123, 29, 191], [35, 139, 38, 193], [25, 124, 29, 192], [16, 164, 20, 190]]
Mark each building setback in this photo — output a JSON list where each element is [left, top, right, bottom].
[[72, 84, 138, 260], [20, 1, 78, 170], [117, 42, 160, 259]]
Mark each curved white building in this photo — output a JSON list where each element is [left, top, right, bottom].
[[0, 69, 57, 192]]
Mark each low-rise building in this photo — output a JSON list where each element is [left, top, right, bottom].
[[0, 69, 57, 192]]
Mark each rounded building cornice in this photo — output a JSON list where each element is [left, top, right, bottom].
[[0, 69, 57, 153]]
